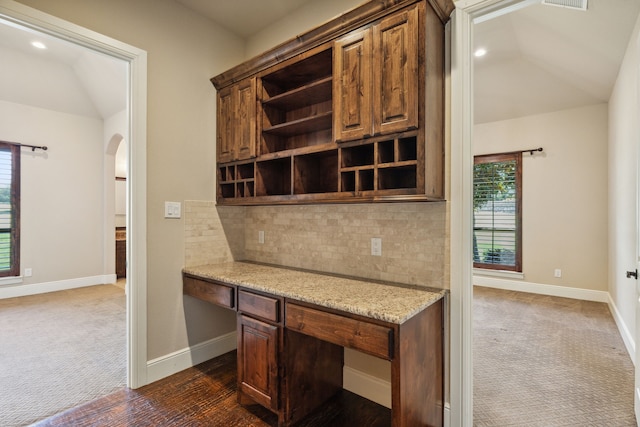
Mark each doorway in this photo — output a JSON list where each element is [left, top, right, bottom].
[[451, 0, 640, 425], [0, 0, 148, 393]]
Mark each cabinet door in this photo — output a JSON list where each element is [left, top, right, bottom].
[[234, 77, 257, 160], [333, 28, 372, 142], [372, 5, 419, 136], [237, 314, 279, 411], [216, 85, 235, 163]]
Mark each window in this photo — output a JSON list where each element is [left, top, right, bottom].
[[473, 152, 521, 272], [0, 142, 20, 277]]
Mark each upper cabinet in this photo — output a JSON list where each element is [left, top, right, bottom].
[[211, 0, 454, 205], [216, 77, 257, 163], [333, 28, 372, 142], [334, 5, 418, 142], [372, 6, 418, 136]]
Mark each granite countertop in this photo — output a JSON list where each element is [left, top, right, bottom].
[[183, 261, 447, 324]]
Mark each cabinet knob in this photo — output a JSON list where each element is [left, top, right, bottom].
[[626, 269, 638, 279]]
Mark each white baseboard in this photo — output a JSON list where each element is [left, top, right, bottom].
[[473, 275, 609, 302], [0, 274, 117, 299], [146, 331, 237, 384], [343, 366, 451, 424], [343, 366, 391, 409], [608, 293, 636, 365]]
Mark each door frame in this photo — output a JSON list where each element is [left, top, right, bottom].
[[0, 0, 149, 388], [449, 1, 538, 425]]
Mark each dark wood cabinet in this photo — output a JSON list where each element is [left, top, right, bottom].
[[182, 265, 446, 426], [372, 5, 418, 136], [237, 314, 279, 411], [115, 227, 126, 279], [334, 4, 418, 142], [216, 78, 257, 164], [211, 0, 452, 205], [334, 28, 372, 142]]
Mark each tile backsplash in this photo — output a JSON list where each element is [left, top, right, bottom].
[[184, 201, 245, 267], [185, 201, 449, 289]]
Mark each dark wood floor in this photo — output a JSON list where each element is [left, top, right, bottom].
[[33, 350, 391, 427]]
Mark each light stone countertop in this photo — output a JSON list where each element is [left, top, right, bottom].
[[183, 261, 447, 324]]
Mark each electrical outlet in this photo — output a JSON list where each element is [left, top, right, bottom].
[[554, 269, 562, 278], [24, 268, 32, 277], [371, 237, 382, 256], [258, 230, 265, 244]]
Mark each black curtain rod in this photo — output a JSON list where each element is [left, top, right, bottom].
[[490, 147, 543, 156], [18, 143, 48, 152], [521, 147, 543, 155], [1, 140, 48, 152]]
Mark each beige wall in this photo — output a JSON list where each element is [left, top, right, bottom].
[[0, 100, 106, 283], [474, 103, 609, 291], [245, 0, 365, 58], [15, 0, 245, 359], [608, 13, 640, 349]]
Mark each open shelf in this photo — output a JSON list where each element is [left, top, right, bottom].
[[341, 143, 374, 168], [263, 77, 332, 110], [262, 111, 332, 137], [378, 165, 417, 190], [256, 157, 292, 196], [260, 47, 333, 157], [218, 162, 256, 200], [294, 150, 338, 194], [261, 49, 332, 95]]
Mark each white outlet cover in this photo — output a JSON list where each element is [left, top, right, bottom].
[[371, 237, 382, 256]]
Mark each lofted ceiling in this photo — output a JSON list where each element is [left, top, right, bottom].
[[0, 0, 638, 125], [473, 0, 640, 123], [0, 20, 126, 120]]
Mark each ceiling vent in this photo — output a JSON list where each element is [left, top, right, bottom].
[[542, 0, 587, 11]]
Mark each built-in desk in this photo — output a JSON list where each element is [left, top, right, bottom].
[[183, 261, 446, 427]]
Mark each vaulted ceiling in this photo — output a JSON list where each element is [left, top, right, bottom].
[[0, 21, 126, 120], [473, 0, 640, 123], [0, 0, 638, 124]]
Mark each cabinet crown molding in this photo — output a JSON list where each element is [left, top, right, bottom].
[[210, 0, 454, 90]]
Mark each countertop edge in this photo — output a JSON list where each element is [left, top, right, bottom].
[[183, 261, 447, 324]]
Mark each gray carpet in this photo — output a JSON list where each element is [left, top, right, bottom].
[[0, 284, 126, 427], [473, 286, 636, 426]]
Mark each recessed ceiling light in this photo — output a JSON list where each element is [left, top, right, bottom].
[[31, 41, 47, 49], [474, 48, 487, 58]]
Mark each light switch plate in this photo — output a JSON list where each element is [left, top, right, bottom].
[[164, 201, 181, 219]]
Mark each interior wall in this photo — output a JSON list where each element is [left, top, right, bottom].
[[0, 99, 105, 284], [473, 103, 609, 291], [608, 12, 640, 353], [245, 0, 364, 58], [14, 0, 246, 360]]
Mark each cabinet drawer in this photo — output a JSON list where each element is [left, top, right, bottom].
[[238, 289, 280, 323], [183, 275, 235, 309], [286, 303, 394, 360]]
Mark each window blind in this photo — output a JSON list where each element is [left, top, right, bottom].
[[473, 152, 522, 272]]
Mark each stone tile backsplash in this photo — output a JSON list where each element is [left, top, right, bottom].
[[185, 201, 449, 289], [184, 201, 245, 267]]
